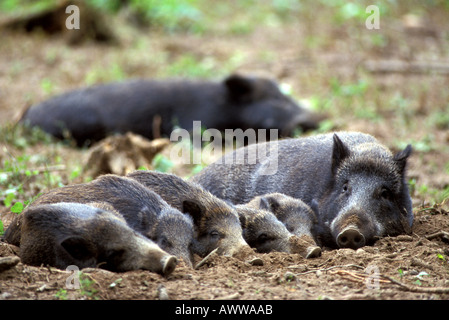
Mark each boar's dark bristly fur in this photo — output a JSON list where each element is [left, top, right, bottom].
[[192, 131, 413, 249], [234, 203, 320, 258], [19, 74, 322, 146], [16, 202, 177, 275], [247, 193, 319, 237], [8, 174, 195, 267], [242, 194, 321, 258], [234, 204, 294, 254], [126, 170, 250, 258]]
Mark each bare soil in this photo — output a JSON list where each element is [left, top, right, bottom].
[[1, 3, 449, 301]]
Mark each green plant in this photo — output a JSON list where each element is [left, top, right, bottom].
[[128, 0, 203, 33], [54, 289, 68, 300], [0, 123, 54, 149], [164, 54, 215, 78], [414, 271, 429, 286], [40, 78, 54, 95], [84, 62, 127, 85], [397, 268, 404, 280], [152, 154, 174, 173], [79, 273, 100, 300]]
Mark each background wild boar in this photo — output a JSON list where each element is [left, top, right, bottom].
[[126, 170, 251, 258], [19, 74, 322, 146], [12, 202, 177, 275], [192, 131, 413, 249]]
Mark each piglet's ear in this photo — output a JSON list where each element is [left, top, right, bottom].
[[259, 197, 271, 211], [331, 134, 350, 175], [224, 74, 254, 102], [259, 196, 280, 212], [393, 144, 412, 175], [60, 236, 96, 261], [238, 213, 247, 228]]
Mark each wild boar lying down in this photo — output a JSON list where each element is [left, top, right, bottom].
[[4, 174, 194, 270], [192, 131, 413, 250], [6, 202, 177, 276], [19, 74, 322, 146]]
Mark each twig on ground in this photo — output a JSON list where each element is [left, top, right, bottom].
[[380, 275, 449, 294], [425, 231, 449, 241], [331, 269, 390, 284], [194, 248, 219, 270], [295, 264, 364, 276]]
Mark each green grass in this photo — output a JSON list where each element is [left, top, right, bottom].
[[0, 124, 82, 231]]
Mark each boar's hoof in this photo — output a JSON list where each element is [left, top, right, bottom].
[[305, 246, 322, 259], [337, 228, 365, 249], [162, 256, 178, 277]]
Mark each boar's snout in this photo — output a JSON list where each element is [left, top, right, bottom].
[[225, 242, 254, 260], [161, 255, 178, 277], [281, 111, 322, 136], [336, 227, 366, 249], [331, 209, 375, 249]]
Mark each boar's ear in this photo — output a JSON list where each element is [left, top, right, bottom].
[[182, 200, 205, 226], [224, 74, 254, 102], [259, 197, 270, 210], [331, 134, 350, 174], [310, 199, 319, 216], [393, 144, 412, 175], [238, 213, 247, 228], [60, 236, 96, 261], [259, 196, 280, 213]]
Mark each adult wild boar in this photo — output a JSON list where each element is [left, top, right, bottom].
[[19, 74, 321, 146], [7, 175, 195, 267], [192, 132, 413, 249], [126, 170, 250, 258], [9, 202, 177, 275]]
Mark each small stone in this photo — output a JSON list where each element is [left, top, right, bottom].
[[0, 256, 20, 272], [157, 284, 170, 300], [396, 235, 413, 242], [306, 246, 322, 259], [248, 258, 264, 266]]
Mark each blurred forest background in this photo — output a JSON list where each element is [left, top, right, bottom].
[[1, 0, 449, 301]]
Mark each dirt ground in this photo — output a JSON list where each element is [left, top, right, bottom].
[[1, 1, 449, 301]]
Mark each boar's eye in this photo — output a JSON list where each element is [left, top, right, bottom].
[[257, 233, 269, 243], [210, 230, 220, 240], [380, 187, 392, 200], [160, 237, 170, 249], [342, 182, 349, 194]]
